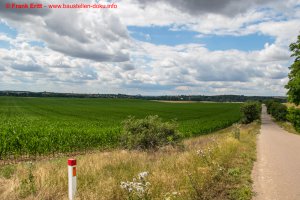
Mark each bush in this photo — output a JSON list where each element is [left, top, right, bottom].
[[272, 104, 288, 121], [121, 115, 181, 150], [240, 102, 261, 124], [265, 100, 275, 114], [287, 107, 300, 132], [265, 101, 287, 121]]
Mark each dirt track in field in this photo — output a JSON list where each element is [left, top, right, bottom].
[[252, 105, 300, 200]]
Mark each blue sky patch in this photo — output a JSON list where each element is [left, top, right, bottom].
[[128, 26, 275, 51], [128, 26, 200, 46], [0, 41, 10, 49], [29, 41, 46, 48], [200, 34, 275, 51], [0, 22, 17, 38]]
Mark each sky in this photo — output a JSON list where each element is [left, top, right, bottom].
[[0, 0, 299, 96]]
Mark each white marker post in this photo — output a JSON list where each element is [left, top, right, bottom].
[[68, 159, 77, 200]]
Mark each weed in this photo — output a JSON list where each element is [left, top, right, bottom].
[[19, 162, 36, 198], [0, 165, 16, 179], [120, 171, 151, 200]]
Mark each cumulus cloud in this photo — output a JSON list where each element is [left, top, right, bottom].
[[0, 33, 12, 42], [125, 41, 291, 95], [0, 0, 51, 19], [264, 64, 289, 79], [175, 86, 189, 91], [0, 0, 298, 95], [11, 63, 44, 72], [252, 43, 290, 62], [1, 4, 131, 62], [136, 0, 275, 16]]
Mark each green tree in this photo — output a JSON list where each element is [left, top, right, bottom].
[[240, 101, 261, 124], [286, 34, 300, 105]]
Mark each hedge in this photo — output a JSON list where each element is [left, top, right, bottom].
[[265, 101, 288, 121], [287, 107, 300, 132]]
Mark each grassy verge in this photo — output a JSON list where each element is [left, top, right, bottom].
[[285, 103, 300, 109], [0, 122, 259, 200], [277, 121, 300, 135]]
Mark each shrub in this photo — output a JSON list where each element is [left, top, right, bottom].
[[272, 104, 288, 121], [121, 115, 181, 150], [265, 101, 288, 121], [240, 102, 261, 124], [287, 107, 300, 132], [265, 100, 275, 114]]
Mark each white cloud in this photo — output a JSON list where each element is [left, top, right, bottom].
[[0, 0, 299, 95], [175, 86, 190, 91], [1, 6, 131, 62]]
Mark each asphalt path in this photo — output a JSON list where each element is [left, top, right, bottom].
[[252, 106, 300, 200]]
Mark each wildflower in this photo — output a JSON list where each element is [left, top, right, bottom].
[[138, 171, 148, 180], [164, 191, 179, 200], [207, 147, 212, 153], [120, 182, 126, 189], [197, 149, 205, 157], [120, 171, 151, 198], [136, 186, 144, 193]]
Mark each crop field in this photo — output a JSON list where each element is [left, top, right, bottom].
[[0, 97, 241, 159]]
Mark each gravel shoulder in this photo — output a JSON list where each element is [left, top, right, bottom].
[[252, 106, 300, 200]]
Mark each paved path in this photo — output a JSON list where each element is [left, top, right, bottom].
[[252, 106, 300, 200]]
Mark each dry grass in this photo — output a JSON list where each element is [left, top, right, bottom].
[[0, 123, 259, 200], [285, 103, 300, 108], [277, 121, 300, 134]]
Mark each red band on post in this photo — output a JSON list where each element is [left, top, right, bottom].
[[68, 159, 76, 166]]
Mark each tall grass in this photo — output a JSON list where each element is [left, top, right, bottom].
[[0, 122, 259, 200]]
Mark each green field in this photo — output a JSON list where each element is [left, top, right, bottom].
[[0, 97, 241, 159]]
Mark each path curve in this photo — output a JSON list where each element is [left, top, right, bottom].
[[252, 105, 300, 200]]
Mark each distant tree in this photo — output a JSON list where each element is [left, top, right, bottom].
[[285, 33, 300, 105]]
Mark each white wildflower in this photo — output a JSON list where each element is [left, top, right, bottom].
[[120, 171, 150, 198], [136, 186, 144, 193], [197, 149, 205, 157], [138, 171, 148, 180]]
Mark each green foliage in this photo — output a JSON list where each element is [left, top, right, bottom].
[[285, 34, 300, 105], [229, 185, 252, 200], [0, 97, 241, 158], [228, 167, 241, 178], [240, 102, 261, 124], [121, 115, 181, 150], [0, 165, 16, 179], [265, 100, 288, 121], [19, 162, 36, 198], [287, 107, 300, 132]]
